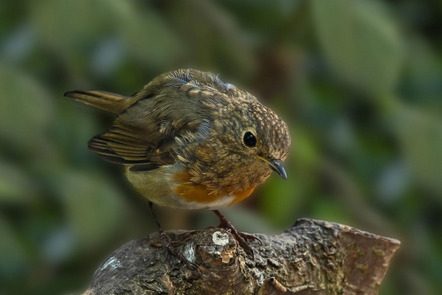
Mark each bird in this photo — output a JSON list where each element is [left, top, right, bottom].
[[65, 69, 291, 257]]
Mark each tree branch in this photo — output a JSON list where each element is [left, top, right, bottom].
[[83, 218, 400, 295]]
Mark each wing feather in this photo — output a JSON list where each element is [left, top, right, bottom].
[[86, 69, 223, 168]]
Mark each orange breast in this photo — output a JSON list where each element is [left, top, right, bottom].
[[173, 171, 256, 206]]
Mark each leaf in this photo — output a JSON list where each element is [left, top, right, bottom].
[[29, 0, 182, 71], [0, 65, 52, 153], [0, 216, 28, 280], [0, 161, 36, 204], [29, 0, 108, 70], [107, 1, 182, 68], [56, 170, 127, 250], [166, 0, 255, 76], [391, 102, 442, 194], [401, 38, 442, 110], [311, 0, 403, 93]]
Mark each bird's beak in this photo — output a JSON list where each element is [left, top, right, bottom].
[[269, 159, 287, 180], [258, 156, 287, 180]]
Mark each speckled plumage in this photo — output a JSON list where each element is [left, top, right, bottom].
[[65, 69, 290, 210]]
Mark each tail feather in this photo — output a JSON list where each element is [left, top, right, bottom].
[[64, 90, 129, 114]]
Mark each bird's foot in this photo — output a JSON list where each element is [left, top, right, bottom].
[[151, 231, 201, 277], [212, 210, 261, 258]]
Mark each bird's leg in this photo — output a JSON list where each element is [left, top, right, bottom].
[[148, 202, 200, 274], [149, 201, 165, 236], [212, 210, 261, 257]]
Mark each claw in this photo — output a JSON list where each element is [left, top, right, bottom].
[[212, 210, 258, 258], [159, 232, 202, 277], [148, 202, 201, 277]]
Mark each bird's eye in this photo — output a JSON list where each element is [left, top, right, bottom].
[[243, 131, 257, 147]]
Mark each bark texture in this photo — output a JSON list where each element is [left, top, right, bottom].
[[83, 218, 400, 295]]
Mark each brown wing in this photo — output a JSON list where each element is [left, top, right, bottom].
[[88, 121, 161, 165], [87, 69, 234, 169], [88, 90, 203, 167], [88, 99, 181, 167]]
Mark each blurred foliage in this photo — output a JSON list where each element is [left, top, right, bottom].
[[0, 0, 441, 294]]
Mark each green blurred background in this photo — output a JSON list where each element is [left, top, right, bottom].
[[1, 0, 441, 294]]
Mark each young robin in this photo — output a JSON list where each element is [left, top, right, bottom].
[[65, 69, 290, 255]]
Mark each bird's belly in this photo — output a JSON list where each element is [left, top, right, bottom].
[[190, 195, 236, 210], [125, 166, 255, 210]]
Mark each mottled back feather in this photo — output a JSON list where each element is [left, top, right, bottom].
[[86, 69, 233, 168]]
